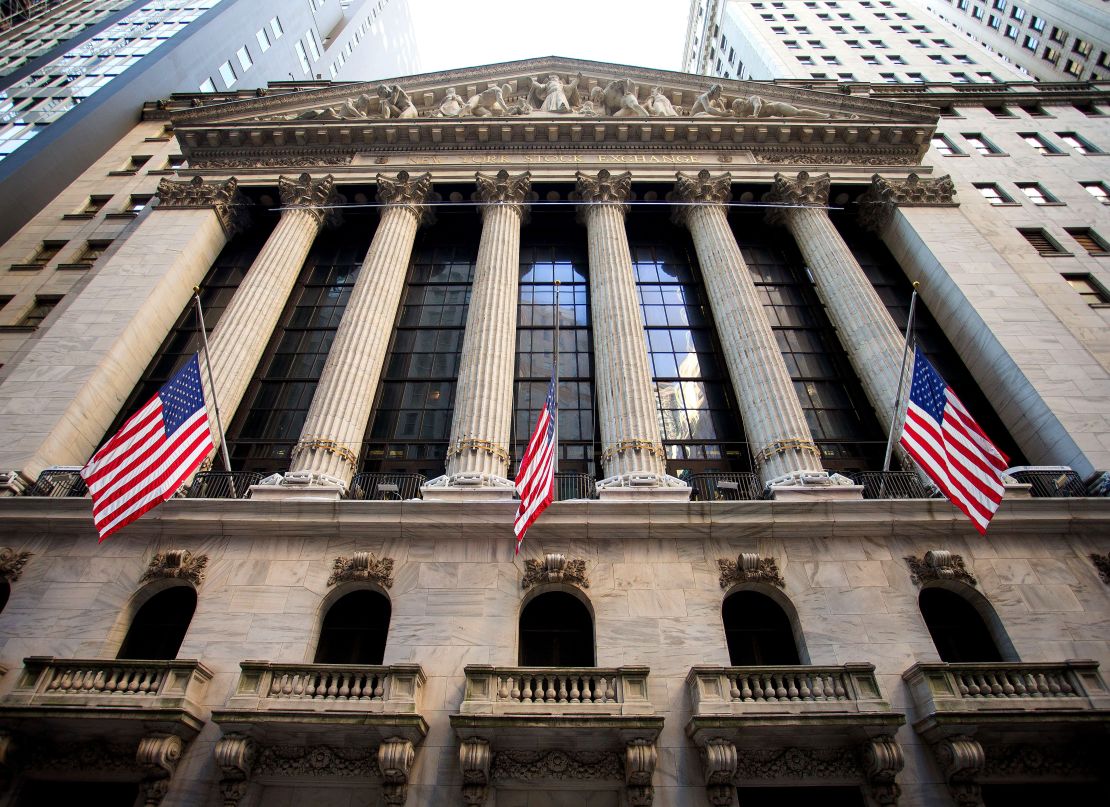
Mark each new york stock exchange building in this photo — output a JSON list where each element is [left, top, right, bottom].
[[0, 57, 1108, 807]]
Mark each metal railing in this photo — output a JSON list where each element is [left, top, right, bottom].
[[554, 472, 597, 500], [1007, 468, 1087, 498], [185, 471, 261, 500], [349, 472, 426, 501], [852, 471, 933, 500], [24, 468, 86, 497], [687, 472, 763, 502]]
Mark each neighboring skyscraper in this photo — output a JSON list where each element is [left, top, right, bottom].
[[0, 0, 422, 243]]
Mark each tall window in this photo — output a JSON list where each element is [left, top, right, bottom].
[[315, 590, 391, 665], [722, 590, 801, 665], [363, 207, 477, 476], [919, 588, 1005, 663], [117, 586, 196, 660], [519, 591, 594, 666]]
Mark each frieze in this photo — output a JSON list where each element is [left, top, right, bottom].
[[734, 746, 860, 781], [755, 151, 920, 166], [328, 552, 394, 588], [21, 740, 140, 773], [522, 553, 589, 590], [1089, 553, 1110, 585], [187, 153, 354, 169], [491, 749, 623, 781], [979, 742, 1098, 780], [140, 550, 208, 586], [905, 551, 977, 587], [718, 553, 786, 589], [0, 547, 31, 582], [253, 745, 382, 778]]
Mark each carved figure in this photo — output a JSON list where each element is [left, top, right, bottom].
[[591, 78, 649, 117], [732, 95, 829, 119], [435, 88, 466, 117], [691, 84, 731, 117], [645, 86, 678, 117], [377, 84, 417, 119], [527, 73, 582, 114], [297, 92, 377, 120], [465, 85, 511, 117]]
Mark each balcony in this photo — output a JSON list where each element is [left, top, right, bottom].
[[685, 665, 905, 805], [687, 472, 763, 501], [451, 666, 663, 805], [211, 662, 428, 806], [185, 471, 261, 499], [348, 472, 426, 500], [851, 470, 934, 500]]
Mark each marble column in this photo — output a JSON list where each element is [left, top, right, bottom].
[[672, 170, 833, 492], [575, 170, 688, 500], [763, 171, 907, 444], [424, 170, 531, 501], [203, 173, 337, 456], [0, 176, 248, 493], [281, 171, 431, 496]]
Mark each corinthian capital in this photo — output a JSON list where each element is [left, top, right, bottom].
[[857, 172, 958, 233], [376, 170, 433, 225], [762, 171, 831, 226], [156, 175, 251, 236], [278, 173, 340, 226], [671, 170, 732, 226], [575, 169, 632, 221], [475, 170, 532, 221]]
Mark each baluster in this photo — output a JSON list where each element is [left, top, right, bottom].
[[798, 673, 812, 700], [596, 677, 608, 703], [1057, 672, 1074, 696], [606, 677, 617, 701], [280, 673, 294, 696], [569, 676, 580, 703], [338, 673, 351, 700], [976, 673, 993, 696], [71, 669, 88, 692], [103, 668, 120, 693], [1034, 672, 1050, 695], [545, 676, 556, 702], [496, 676, 507, 700], [581, 676, 593, 703], [135, 670, 150, 694], [522, 676, 533, 701], [787, 673, 800, 701], [350, 673, 364, 700], [1045, 672, 1062, 695], [755, 674, 768, 701], [1022, 672, 1039, 696], [291, 673, 305, 698], [59, 669, 74, 692], [92, 669, 107, 693], [740, 675, 753, 702], [372, 673, 384, 699], [558, 675, 568, 703], [126, 670, 141, 693], [511, 676, 521, 701], [832, 674, 847, 700], [987, 672, 1004, 696], [774, 674, 787, 700], [1000, 671, 1016, 696], [956, 672, 971, 696], [326, 673, 339, 699], [728, 675, 741, 701]]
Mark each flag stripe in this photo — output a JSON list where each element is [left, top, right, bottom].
[[513, 370, 558, 549]]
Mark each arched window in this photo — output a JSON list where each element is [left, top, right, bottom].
[[519, 591, 594, 667], [722, 590, 801, 666], [116, 585, 196, 660], [314, 589, 391, 665], [919, 587, 1004, 663]]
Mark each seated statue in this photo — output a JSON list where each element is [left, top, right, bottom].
[[297, 92, 377, 120], [377, 84, 418, 119], [690, 84, 731, 117], [731, 95, 829, 119], [644, 86, 678, 117], [465, 85, 512, 117], [434, 88, 466, 117], [591, 78, 649, 116]]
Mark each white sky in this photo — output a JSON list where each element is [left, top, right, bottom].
[[407, 0, 690, 75]]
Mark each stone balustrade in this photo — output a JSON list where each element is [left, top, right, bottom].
[[459, 665, 654, 716], [223, 661, 425, 715], [687, 663, 893, 716], [903, 660, 1110, 717]]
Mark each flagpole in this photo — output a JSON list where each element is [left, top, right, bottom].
[[881, 281, 920, 477], [192, 286, 234, 476], [552, 280, 560, 475]]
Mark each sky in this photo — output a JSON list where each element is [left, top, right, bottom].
[[407, 0, 690, 75]]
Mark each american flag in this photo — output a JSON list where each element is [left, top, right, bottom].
[[513, 369, 558, 553], [81, 354, 214, 542], [900, 348, 1008, 535]]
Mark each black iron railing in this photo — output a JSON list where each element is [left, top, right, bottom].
[[185, 471, 262, 500], [24, 468, 87, 497], [687, 472, 763, 502], [554, 472, 597, 500], [349, 473, 426, 501], [852, 471, 933, 500], [1007, 468, 1087, 498]]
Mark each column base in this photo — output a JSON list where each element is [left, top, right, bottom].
[[768, 471, 863, 501], [596, 473, 691, 502], [247, 470, 347, 501], [1003, 483, 1033, 499], [421, 473, 517, 502]]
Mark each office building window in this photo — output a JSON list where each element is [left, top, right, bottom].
[[1016, 183, 1058, 204], [307, 32, 321, 61], [1072, 39, 1092, 58], [79, 195, 111, 215], [1063, 274, 1110, 304], [1021, 133, 1062, 155], [1019, 103, 1048, 117], [235, 46, 252, 72], [964, 134, 1003, 155], [931, 135, 961, 156], [116, 586, 196, 661], [269, 17, 284, 38], [723, 591, 803, 666], [919, 588, 1006, 663], [18, 295, 61, 327], [974, 184, 1014, 205], [1065, 228, 1109, 256], [1019, 228, 1069, 256], [255, 27, 270, 52], [198, 77, 216, 93], [1080, 181, 1110, 204], [1023, 35, 1038, 51], [929, 54, 949, 64], [28, 241, 64, 265], [127, 194, 153, 213], [1030, 15, 1045, 32], [1004, 24, 1018, 40], [76, 239, 112, 263], [1057, 132, 1101, 154], [888, 55, 906, 65], [217, 60, 236, 89], [295, 41, 310, 74], [314, 590, 391, 665], [1064, 59, 1083, 77], [950, 72, 971, 83]]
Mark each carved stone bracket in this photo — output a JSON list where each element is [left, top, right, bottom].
[[140, 550, 208, 586], [863, 735, 904, 807], [671, 170, 732, 227], [278, 172, 340, 226], [0, 548, 31, 582], [459, 738, 491, 806], [935, 736, 985, 807], [625, 739, 658, 807], [905, 551, 977, 587], [136, 734, 184, 807], [857, 172, 958, 232], [1090, 553, 1110, 585], [328, 552, 394, 588], [718, 553, 786, 589], [762, 171, 831, 226], [702, 739, 738, 806], [214, 734, 256, 807], [475, 170, 532, 222], [155, 176, 251, 236], [575, 169, 632, 221], [521, 553, 589, 591], [378, 737, 415, 806], [376, 171, 433, 225]]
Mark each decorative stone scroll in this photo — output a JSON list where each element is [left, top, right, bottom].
[[140, 550, 208, 586], [671, 169, 732, 224], [521, 553, 589, 590], [863, 736, 904, 807], [762, 170, 831, 221], [328, 552, 394, 588], [905, 551, 977, 587], [214, 734, 256, 807], [934, 735, 984, 807], [378, 738, 416, 806], [475, 169, 532, 218], [460, 738, 491, 806], [155, 175, 250, 236], [625, 739, 658, 806], [718, 554, 785, 589], [702, 739, 738, 807], [575, 168, 633, 218], [277, 172, 340, 226], [375, 170, 434, 225], [0, 547, 31, 582], [136, 733, 184, 806], [1090, 553, 1110, 585], [857, 172, 958, 233]]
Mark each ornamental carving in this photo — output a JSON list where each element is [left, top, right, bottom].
[[862, 736, 904, 807], [857, 172, 958, 232], [754, 150, 920, 166], [0, 547, 31, 582], [1089, 553, 1110, 585], [328, 552, 394, 588], [155, 176, 250, 236], [718, 553, 785, 589], [521, 553, 589, 590], [137, 734, 184, 807], [188, 153, 355, 169], [905, 551, 977, 587], [253, 744, 381, 778], [460, 738, 491, 806], [140, 550, 208, 586], [734, 746, 860, 781], [934, 736, 984, 807], [377, 738, 415, 807], [979, 742, 1098, 779], [21, 740, 140, 773], [575, 169, 632, 221], [278, 173, 340, 226], [475, 170, 532, 220], [762, 171, 831, 215], [671, 170, 732, 227], [624, 739, 658, 807], [702, 739, 738, 806], [376, 171, 433, 224], [490, 749, 623, 781]]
